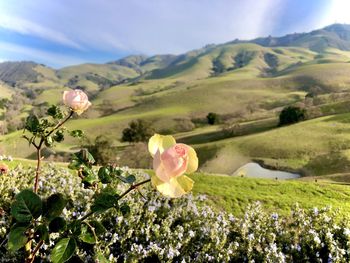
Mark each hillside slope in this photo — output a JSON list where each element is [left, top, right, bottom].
[[1, 24, 350, 179]]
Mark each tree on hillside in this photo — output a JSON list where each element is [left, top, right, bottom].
[[121, 119, 154, 143], [206, 112, 219, 125], [85, 135, 117, 165], [279, 106, 306, 126]]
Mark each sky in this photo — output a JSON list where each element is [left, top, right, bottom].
[[0, 0, 349, 68]]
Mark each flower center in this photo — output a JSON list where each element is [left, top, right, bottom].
[[174, 145, 186, 157]]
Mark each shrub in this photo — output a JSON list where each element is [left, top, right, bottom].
[[85, 135, 117, 165], [121, 119, 154, 143], [279, 106, 306, 126], [1, 165, 350, 262], [206, 112, 219, 125]]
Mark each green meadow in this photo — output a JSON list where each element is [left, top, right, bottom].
[[2, 29, 350, 215]]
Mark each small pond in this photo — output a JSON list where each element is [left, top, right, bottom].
[[232, 162, 300, 180]]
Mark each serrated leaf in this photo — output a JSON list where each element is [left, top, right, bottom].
[[25, 114, 39, 133], [67, 220, 82, 236], [35, 224, 49, 243], [89, 220, 106, 236], [49, 217, 67, 233], [91, 191, 119, 214], [98, 166, 112, 184], [8, 224, 28, 251], [82, 170, 99, 186], [116, 174, 136, 184], [11, 189, 42, 223], [79, 149, 95, 164], [51, 238, 77, 263], [79, 223, 96, 244], [95, 253, 109, 263], [43, 193, 67, 221], [47, 105, 64, 119]]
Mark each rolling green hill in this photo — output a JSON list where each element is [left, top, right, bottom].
[[2, 24, 350, 180]]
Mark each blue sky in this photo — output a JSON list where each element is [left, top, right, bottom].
[[0, 0, 348, 68]]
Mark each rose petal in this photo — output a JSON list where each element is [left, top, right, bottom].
[[63, 89, 91, 115], [148, 134, 176, 157], [160, 145, 188, 178], [151, 175, 194, 198], [185, 145, 198, 173]]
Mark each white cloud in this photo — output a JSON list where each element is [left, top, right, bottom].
[[0, 41, 86, 68], [319, 0, 350, 27], [0, 15, 83, 50], [0, 0, 285, 56]]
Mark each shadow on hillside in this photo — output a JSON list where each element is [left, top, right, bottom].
[[178, 118, 278, 145]]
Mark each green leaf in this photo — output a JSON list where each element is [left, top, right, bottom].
[[70, 130, 84, 138], [95, 253, 109, 263], [79, 221, 106, 245], [43, 193, 67, 221], [49, 217, 67, 233], [79, 223, 96, 244], [68, 159, 82, 170], [119, 204, 131, 216], [53, 130, 65, 142], [116, 174, 136, 184], [11, 189, 42, 223], [79, 149, 95, 164], [45, 136, 54, 147], [47, 105, 63, 119], [82, 170, 99, 186], [68, 149, 95, 171], [35, 224, 49, 243], [67, 220, 82, 236], [89, 220, 106, 236], [51, 238, 77, 263], [8, 224, 28, 251], [98, 166, 112, 184], [25, 114, 39, 133], [91, 190, 119, 213]]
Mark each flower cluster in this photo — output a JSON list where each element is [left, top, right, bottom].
[[1, 164, 350, 262]]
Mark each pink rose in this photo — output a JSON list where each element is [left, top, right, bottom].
[[148, 134, 198, 198], [63, 89, 91, 115], [153, 144, 190, 183]]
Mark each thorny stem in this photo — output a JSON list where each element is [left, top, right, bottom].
[[28, 110, 74, 263], [33, 110, 74, 193], [26, 240, 44, 263], [33, 147, 42, 194], [79, 179, 151, 222]]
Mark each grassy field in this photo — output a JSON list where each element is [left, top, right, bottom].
[[2, 158, 350, 217], [191, 113, 350, 176], [192, 173, 350, 216]]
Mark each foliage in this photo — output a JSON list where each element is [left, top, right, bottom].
[[1, 165, 350, 262], [279, 106, 306, 126], [85, 135, 117, 165], [0, 91, 200, 262], [121, 119, 154, 143], [206, 112, 219, 125]]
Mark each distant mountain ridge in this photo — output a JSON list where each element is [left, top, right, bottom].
[[246, 24, 350, 51], [0, 23, 350, 90]]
